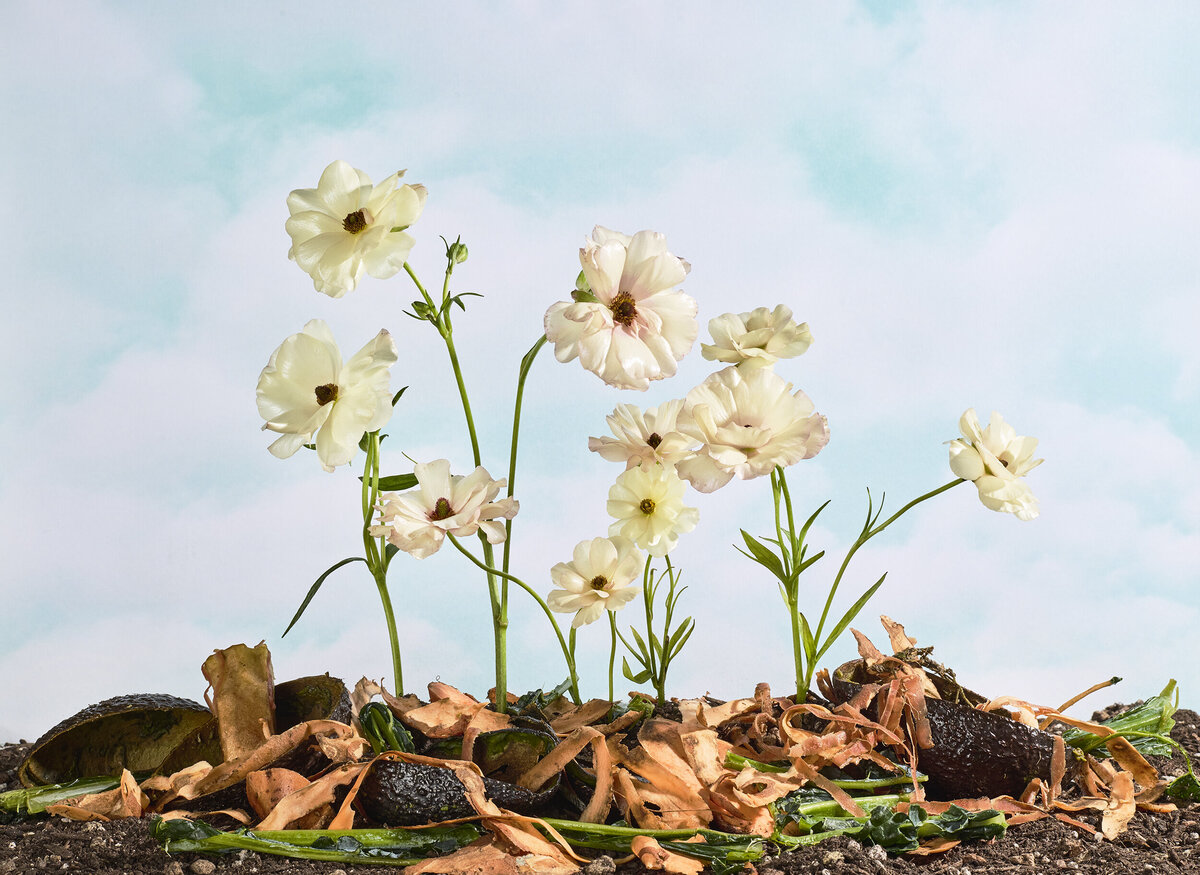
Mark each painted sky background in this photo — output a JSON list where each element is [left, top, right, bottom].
[[2, 1, 1198, 742]]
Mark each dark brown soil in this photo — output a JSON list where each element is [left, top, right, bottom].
[[2, 706, 1198, 875]]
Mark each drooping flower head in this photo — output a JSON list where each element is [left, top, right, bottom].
[[372, 460, 519, 559], [544, 226, 698, 390], [948, 409, 1042, 521], [547, 536, 643, 628], [256, 319, 398, 472], [701, 304, 813, 370], [675, 366, 829, 493], [607, 465, 698, 556], [587, 399, 698, 470], [285, 160, 428, 298]]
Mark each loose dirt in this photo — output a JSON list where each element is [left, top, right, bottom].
[[2, 706, 1197, 874]]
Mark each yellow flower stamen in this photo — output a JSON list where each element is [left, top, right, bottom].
[[639, 498, 655, 515], [342, 209, 368, 234], [610, 291, 638, 326]]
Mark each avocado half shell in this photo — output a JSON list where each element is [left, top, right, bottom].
[[19, 674, 353, 788], [830, 659, 1083, 799], [18, 693, 212, 787]]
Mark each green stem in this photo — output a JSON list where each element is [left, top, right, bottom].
[[362, 432, 403, 694], [803, 478, 965, 697], [640, 557, 661, 696], [447, 534, 581, 704], [404, 260, 505, 709], [608, 611, 617, 703]]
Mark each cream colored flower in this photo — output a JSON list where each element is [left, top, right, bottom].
[[372, 460, 519, 559], [587, 400, 697, 470], [701, 304, 813, 370], [948, 409, 1042, 521], [547, 536, 643, 628], [607, 465, 698, 556], [256, 319, 398, 472], [676, 367, 829, 493], [285, 159, 427, 297], [544, 226, 698, 390]]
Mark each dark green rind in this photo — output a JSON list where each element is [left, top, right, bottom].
[[19, 694, 211, 787]]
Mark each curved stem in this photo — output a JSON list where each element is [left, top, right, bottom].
[[811, 478, 966, 656], [447, 534, 581, 704], [502, 335, 548, 576]]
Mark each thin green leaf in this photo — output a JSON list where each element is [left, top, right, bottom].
[[375, 474, 419, 492], [799, 613, 817, 661], [739, 530, 786, 581], [798, 500, 832, 543], [622, 657, 652, 685], [815, 573, 887, 664], [666, 616, 694, 653], [391, 386, 408, 407], [797, 549, 826, 574], [667, 619, 695, 660], [629, 626, 651, 660], [283, 557, 366, 637]]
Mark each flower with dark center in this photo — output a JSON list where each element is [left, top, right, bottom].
[[342, 209, 368, 234], [314, 383, 338, 406], [285, 159, 427, 297], [543, 226, 697, 390], [547, 536, 643, 628], [609, 291, 638, 326]]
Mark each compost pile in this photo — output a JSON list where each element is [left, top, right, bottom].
[[2, 624, 1198, 875]]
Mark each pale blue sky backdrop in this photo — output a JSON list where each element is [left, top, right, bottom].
[[2, 1, 1198, 741]]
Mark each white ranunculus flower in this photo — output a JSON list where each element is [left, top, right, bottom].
[[948, 409, 1043, 521], [372, 460, 519, 559], [607, 465, 698, 557], [544, 226, 698, 391], [285, 159, 428, 298], [256, 319, 398, 472], [547, 536, 643, 628], [675, 367, 829, 493], [701, 304, 813, 370], [587, 400, 698, 470]]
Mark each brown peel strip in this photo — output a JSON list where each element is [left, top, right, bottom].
[[449, 764, 584, 865], [550, 699, 611, 734], [1101, 771, 1137, 839], [516, 726, 613, 823], [787, 757, 864, 817], [256, 762, 369, 830], [907, 836, 961, 855], [1053, 812, 1098, 833], [1104, 736, 1159, 791], [631, 835, 706, 875]]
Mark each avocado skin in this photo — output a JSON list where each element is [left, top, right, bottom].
[[19, 694, 211, 787], [358, 761, 552, 826]]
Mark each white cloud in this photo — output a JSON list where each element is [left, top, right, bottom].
[[2, 2, 1197, 741]]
